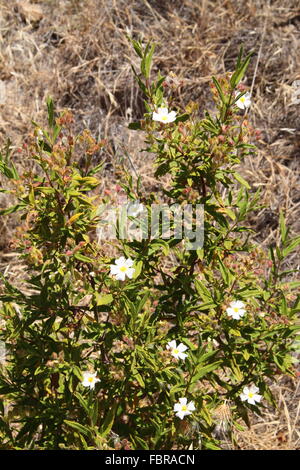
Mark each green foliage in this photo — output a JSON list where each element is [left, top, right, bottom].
[[0, 42, 299, 450]]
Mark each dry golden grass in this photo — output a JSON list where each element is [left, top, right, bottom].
[[0, 0, 299, 449]]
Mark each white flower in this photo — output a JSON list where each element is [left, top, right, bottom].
[[235, 91, 251, 110], [166, 340, 188, 360], [174, 398, 196, 420], [81, 371, 100, 390], [127, 200, 145, 217], [226, 300, 246, 320], [152, 107, 177, 124], [110, 256, 135, 281], [240, 385, 262, 405]]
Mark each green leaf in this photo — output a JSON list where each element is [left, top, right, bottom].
[[99, 403, 117, 437], [175, 113, 189, 123], [191, 361, 221, 383], [64, 420, 92, 438], [232, 172, 250, 189], [131, 368, 145, 388], [229, 328, 241, 337], [230, 51, 253, 89], [237, 404, 251, 428], [279, 210, 287, 243], [222, 207, 236, 221], [133, 435, 149, 450], [74, 392, 90, 416], [0, 203, 24, 216], [282, 236, 300, 257], [133, 260, 143, 279], [72, 366, 83, 381], [46, 96, 55, 128], [219, 258, 234, 285], [128, 122, 142, 130], [194, 280, 212, 302], [242, 350, 250, 360], [74, 253, 94, 263], [212, 77, 226, 104], [141, 43, 155, 79], [91, 399, 99, 427], [131, 39, 143, 58], [149, 239, 170, 256], [95, 293, 113, 306]]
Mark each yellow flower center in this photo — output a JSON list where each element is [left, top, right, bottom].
[[88, 377, 94, 383], [173, 349, 179, 354], [240, 97, 245, 102], [161, 115, 168, 120], [248, 392, 254, 398], [234, 307, 239, 313], [120, 266, 128, 272], [181, 405, 188, 411]]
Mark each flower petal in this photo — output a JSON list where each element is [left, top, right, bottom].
[[167, 340, 177, 350], [232, 312, 242, 320], [179, 397, 187, 406], [110, 265, 120, 275], [178, 352, 188, 360], [115, 256, 126, 266], [226, 307, 235, 317], [187, 401, 195, 411], [166, 111, 177, 122], [152, 112, 161, 121], [249, 384, 259, 394], [177, 343, 188, 352], [125, 258, 134, 267], [247, 397, 256, 405], [126, 267, 135, 279], [176, 410, 186, 420], [157, 107, 168, 115], [115, 271, 126, 281]]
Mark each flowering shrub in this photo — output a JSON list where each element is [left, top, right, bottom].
[[0, 40, 299, 450]]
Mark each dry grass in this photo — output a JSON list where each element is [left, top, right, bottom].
[[0, 0, 299, 449]]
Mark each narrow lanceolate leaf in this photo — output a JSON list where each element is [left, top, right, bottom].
[[0, 203, 25, 216], [279, 210, 288, 243], [64, 420, 92, 437], [212, 77, 226, 104], [282, 236, 300, 257], [142, 43, 155, 79], [230, 52, 253, 89], [67, 213, 84, 226], [232, 172, 251, 189], [191, 361, 222, 383], [74, 253, 94, 263], [46, 96, 55, 128], [74, 392, 90, 416], [99, 403, 118, 437], [131, 39, 143, 58]]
